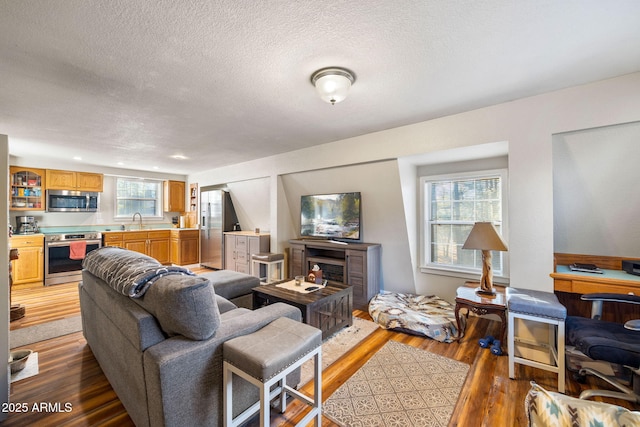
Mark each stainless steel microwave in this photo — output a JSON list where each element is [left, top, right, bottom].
[[46, 190, 100, 212]]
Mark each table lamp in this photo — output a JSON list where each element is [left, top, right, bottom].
[[462, 222, 508, 295]]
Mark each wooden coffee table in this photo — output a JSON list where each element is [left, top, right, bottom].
[[253, 280, 353, 339]]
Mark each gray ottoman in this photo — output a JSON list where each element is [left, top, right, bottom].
[[199, 270, 259, 309], [506, 287, 567, 392], [223, 317, 322, 427]]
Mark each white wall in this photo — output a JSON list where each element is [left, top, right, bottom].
[[190, 72, 640, 302], [278, 161, 414, 290], [553, 121, 640, 257], [226, 178, 270, 233]]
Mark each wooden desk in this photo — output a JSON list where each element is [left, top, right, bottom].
[[455, 285, 507, 351], [551, 265, 640, 295], [551, 253, 640, 322]]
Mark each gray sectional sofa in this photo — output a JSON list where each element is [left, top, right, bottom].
[[79, 247, 301, 427], [200, 269, 259, 309]]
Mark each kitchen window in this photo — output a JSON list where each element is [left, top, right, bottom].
[[420, 169, 508, 278], [115, 177, 163, 218]]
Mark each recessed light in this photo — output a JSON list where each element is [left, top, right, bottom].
[[73, 156, 82, 161], [153, 166, 159, 170], [117, 162, 124, 166], [172, 155, 187, 160]]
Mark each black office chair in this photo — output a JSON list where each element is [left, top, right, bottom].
[[565, 293, 640, 403]]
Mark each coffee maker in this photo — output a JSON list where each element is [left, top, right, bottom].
[[15, 216, 38, 234]]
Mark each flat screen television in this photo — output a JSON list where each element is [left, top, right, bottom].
[[300, 192, 361, 241]]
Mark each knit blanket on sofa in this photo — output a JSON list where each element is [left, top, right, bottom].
[[82, 246, 195, 298]]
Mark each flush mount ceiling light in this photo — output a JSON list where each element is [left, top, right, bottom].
[[310, 67, 356, 105]]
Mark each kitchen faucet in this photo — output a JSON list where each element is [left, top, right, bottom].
[[132, 212, 143, 230]]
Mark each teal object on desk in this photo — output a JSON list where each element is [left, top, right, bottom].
[[556, 265, 640, 282]]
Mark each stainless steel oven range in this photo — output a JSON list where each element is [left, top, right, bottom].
[[44, 232, 102, 286]]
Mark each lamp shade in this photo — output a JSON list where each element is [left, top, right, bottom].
[[462, 222, 508, 251], [311, 67, 355, 105]]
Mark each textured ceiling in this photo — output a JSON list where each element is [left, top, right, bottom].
[[1, 0, 639, 175]]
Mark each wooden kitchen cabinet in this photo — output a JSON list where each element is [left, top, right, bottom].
[[102, 230, 171, 264], [170, 229, 199, 265], [10, 234, 45, 286], [147, 230, 171, 264], [163, 180, 186, 212], [224, 231, 270, 274], [46, 169, 104, 192], [103, 232, 125, 248], [125, 240, 148, 254], [123, 231, 149, 255], [10, 166, 45, 211], [77, 172, 104, 191]]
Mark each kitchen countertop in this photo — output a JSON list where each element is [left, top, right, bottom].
[[102, 227, 199, 233], [223, 230, 270, 236], [36, 225, 198, 234]]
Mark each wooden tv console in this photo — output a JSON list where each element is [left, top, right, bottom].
[[289, 239, 381, 310]]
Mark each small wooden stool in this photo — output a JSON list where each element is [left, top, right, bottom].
[[223, 317, 322, 426], [251, 253, 285, 284]]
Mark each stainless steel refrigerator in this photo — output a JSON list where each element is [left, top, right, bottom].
[[200, 189, 239, 269]]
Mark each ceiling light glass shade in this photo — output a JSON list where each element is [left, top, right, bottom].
[[311, 67, 356, 105]]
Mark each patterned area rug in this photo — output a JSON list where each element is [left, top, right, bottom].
[[299, 317, 379, 386], [323, 340, 469, 427]]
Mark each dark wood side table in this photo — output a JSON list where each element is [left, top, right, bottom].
[[253, 280, 353, 339], [455, 284, 507, 350]]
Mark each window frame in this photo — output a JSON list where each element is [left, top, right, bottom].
[[419, 168, 509, 280], [113, 177, 164, 220]]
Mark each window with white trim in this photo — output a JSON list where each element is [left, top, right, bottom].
[[421, 169, 508, 277], [115, 177, 163, 218]]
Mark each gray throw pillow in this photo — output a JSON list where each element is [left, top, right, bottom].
[[133, 275, 220, 340]]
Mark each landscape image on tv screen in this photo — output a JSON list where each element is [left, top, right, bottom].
[[300, 192, 361, 240]]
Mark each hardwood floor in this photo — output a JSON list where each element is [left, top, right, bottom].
[[10, 282, 81, 330], [8, 281, 132, 427], [7, 281, 639, 426]]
